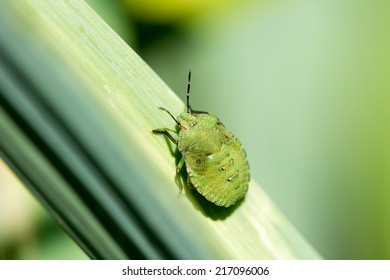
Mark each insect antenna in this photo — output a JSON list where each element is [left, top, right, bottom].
[[158, 107, 180, 125], [187, 69, 191, 113], [185, 69, 208, 115]]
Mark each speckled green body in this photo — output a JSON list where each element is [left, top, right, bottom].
[[177, 112, 249, 207]]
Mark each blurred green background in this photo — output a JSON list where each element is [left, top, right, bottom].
[[1, 0, 389, 259]]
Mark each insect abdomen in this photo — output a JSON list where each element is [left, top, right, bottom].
[[181, 123, 249, 207]]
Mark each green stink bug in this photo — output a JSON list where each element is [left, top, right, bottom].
[[153, 71, 249, 207]]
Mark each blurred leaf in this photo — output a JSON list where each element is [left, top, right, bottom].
[[123, 0, 243, 23]]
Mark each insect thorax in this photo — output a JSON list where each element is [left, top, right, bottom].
[[177, 114, 221, 155]]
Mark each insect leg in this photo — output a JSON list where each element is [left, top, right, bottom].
[[188, 106, 209, 115], [152, 129, 178, 144], [176, 157, 185, 193], [176, 157, 185, 173]]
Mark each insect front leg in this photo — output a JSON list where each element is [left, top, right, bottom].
[[152, 129, 178, 144], [188, 106, 209, 116]]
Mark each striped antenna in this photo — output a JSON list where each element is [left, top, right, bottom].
[[186, 69, 191, 113]]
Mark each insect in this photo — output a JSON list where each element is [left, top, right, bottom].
[[153, 70, 249, 207]]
